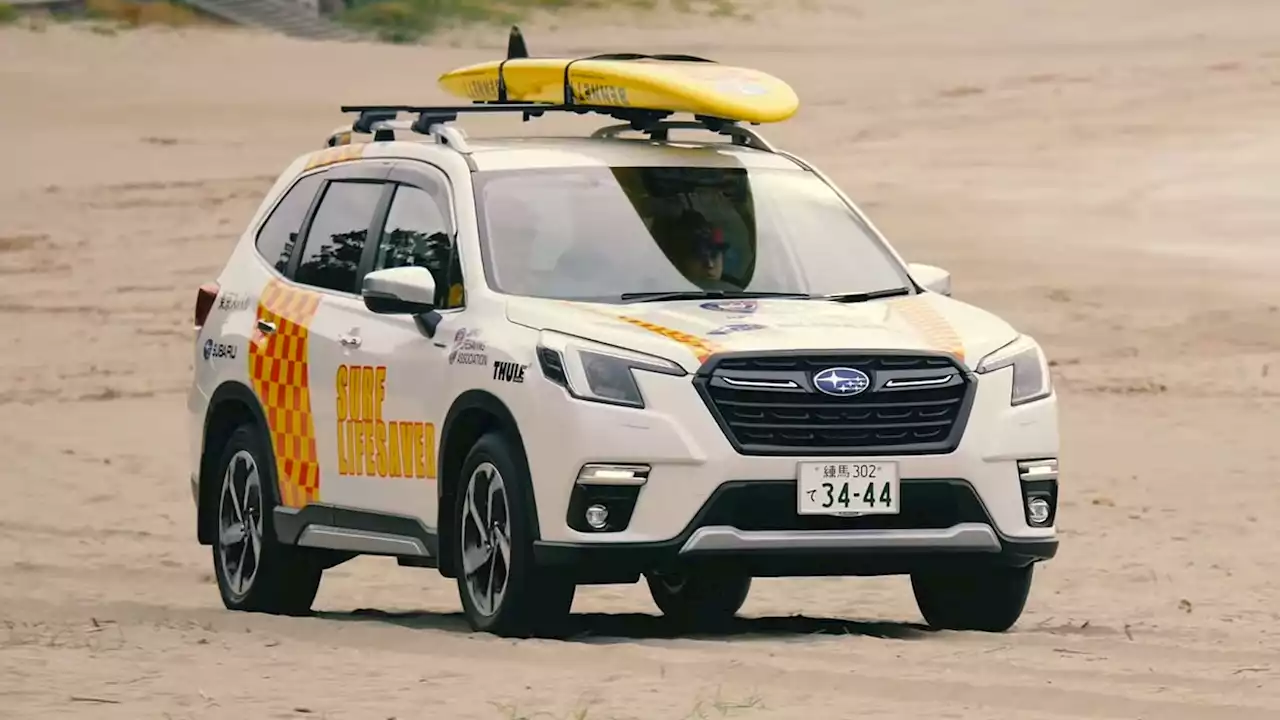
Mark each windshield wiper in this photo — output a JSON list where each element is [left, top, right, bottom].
[[819, 287, 913, 303], [619, 290, 811, 303]]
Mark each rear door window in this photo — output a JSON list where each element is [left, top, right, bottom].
[[292, 180, 387, 294], [372, 180, 459, 308]]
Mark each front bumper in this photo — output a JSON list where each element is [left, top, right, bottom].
[[520, 348, 1060, 576], [534, 477, 1057, 583]]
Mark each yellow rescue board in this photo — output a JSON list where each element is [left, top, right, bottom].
[[437, 58, 799, 124]]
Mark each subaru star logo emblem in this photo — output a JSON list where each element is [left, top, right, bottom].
[[812, 367, 871, 397]]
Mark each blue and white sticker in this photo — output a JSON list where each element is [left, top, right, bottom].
[[708, 323, 767, 336], [700, 299, 759, 314]]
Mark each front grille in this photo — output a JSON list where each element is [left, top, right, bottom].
[[697, 480, 990, 533], [694, 352, 975, 455]]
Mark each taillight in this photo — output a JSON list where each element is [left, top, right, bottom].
[[195, 282, 220, 329]]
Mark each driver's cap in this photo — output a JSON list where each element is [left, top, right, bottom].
[[682, 209, 726, 252]]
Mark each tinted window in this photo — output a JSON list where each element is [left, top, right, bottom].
[[472, 166, 912, 302], [255, 172, 322, 273], [294, 180, 385, 293], [372, 183, 458, 307]]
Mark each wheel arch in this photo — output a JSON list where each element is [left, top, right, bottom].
[[197, 381, 275, 546], [437, 389, 538, 578]]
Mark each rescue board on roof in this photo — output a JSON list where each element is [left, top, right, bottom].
[[437, 53, 799, 125]]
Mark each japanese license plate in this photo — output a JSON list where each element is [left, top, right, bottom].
[[796, 461, 900, 515]]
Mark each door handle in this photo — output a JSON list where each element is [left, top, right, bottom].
[[256, 319, 276, 335], [339, 334, 362, 348]]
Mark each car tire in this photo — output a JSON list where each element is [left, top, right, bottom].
[[211, 423, 322, 617], [453, 431, 576, 638], [646, 568, 751, 631], [911, 563, 1034, 632]]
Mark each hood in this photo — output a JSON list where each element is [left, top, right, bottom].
[[505, 293, 1020, 373]]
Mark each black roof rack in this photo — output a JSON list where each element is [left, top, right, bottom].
[[339, 102, 727, 136], [333, 103, 775, 153]]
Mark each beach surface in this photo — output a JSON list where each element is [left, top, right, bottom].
[[1, 1, 1279, 717]]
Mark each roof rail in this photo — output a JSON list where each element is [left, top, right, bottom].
[[329, 103, 775, 153]]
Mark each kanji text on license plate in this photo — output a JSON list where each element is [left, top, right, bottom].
[[796, 461, 900, 515]]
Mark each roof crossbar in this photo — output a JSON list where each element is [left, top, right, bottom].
[[591, 120, 777, 153], [332, 104, 776, 154], [340, 102, 679, 133]]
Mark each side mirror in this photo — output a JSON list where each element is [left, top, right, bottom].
[[362, 266, 437, 315], [907, 262, 951, 297]]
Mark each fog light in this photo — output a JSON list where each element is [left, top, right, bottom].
[[585, 504, 609, 530], [1027, 497, 1051, 526]]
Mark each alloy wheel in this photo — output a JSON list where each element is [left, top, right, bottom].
[[217, 450, 265, 602], [460, 461, 512, 617]]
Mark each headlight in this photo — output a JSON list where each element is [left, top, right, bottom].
[[976, 334, 1052, 406], [536, 330, 686, 408]]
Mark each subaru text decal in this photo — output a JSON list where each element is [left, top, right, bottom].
[[203, 339, 238, 361]]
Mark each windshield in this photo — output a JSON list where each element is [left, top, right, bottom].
[[472, 165, 914, 302]]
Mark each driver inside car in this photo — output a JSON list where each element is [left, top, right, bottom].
[[661, 208, 737, 290]]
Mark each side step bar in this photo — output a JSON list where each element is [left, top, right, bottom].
[[296, 525, 432, 557], [274, 504, 440, 567]]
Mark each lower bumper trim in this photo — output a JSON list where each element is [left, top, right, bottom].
[[679, 522, 1001, 554], [533, 531, 1055, 582], [296, 525, 431, 557]]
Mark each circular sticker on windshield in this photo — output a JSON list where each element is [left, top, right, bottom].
[[700, 299, 758, 313], [708, 323, 767, 336]]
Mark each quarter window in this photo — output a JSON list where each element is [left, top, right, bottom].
[[254, 172, 323, 274]]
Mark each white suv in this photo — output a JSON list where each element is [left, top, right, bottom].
[[187, 99, 1060, 638]]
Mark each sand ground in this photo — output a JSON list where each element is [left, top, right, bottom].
[[1, 0, 1279, 717]]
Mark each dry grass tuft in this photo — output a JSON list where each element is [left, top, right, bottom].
[[84, 0, 203, 28]]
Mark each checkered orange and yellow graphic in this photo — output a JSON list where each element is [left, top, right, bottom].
[[249, 279, 323, 509], [887, 295, 967, 363], [614, 315, 723, 364]]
